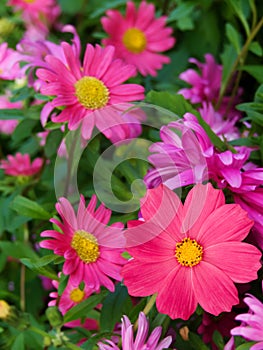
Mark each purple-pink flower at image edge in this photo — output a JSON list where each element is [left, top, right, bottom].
[[0, 42, 23, 80], [98, 312, 172, 350], [231, 288, 263, 350]]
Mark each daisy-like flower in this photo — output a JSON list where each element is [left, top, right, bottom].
[[48, 278, 98, 330], [40, 195, 126, 292], [36, 43, 144, 139], [101, 1, 175, 76], [231, 288, 263, 350], [122, 183, 261, 320], [98, 312, 172, 350], [0, 153, 43, 177]]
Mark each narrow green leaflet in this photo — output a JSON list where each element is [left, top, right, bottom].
[[63, 290, 108, 323], [0, 241, 38, 260], [0, 109, 24, 120], [226, 23, 242, 54], [240, 65, 263, 83], [10, 196, 52, 220]]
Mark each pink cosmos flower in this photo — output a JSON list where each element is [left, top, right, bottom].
[[231, 288, 263, 350], [101, 1, 175, 76], [0, 43, 22, 80], [36, 43, 145, 140], [48, 278, 98, 330], [178, 54, 241, 118], [40, 195, 126, 292], [98, 312, 172, 350], [0, 153, 43, 176], [122, 183, 261, 320]]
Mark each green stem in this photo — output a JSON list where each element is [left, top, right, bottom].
[[29, 326, 51, 339], [134, 293, 157, 331], [217, 16, 263, 109], [20, 224, 29, 311]]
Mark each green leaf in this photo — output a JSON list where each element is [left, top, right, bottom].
[[220, 44, 237, 94], [11, 333, 25, 350], [0, 109, 24, 120], [10, 196, 52, 220], [100, 284, 132, 332], [249, 41, 263, 56], [10, 86, 34, 102], [80, 331, 115, 350], [226, 23, 242, 53], [212, 330, 224, 350], [63, 291, 107, 323], [146, 91, 196, 118], [227, 0, 250, 36], [44, 129, 64, 158], [57, 0, 85, 14], [240, 65, 263, 83], [89, 0, 127, 19], [188, 332, 210, 350], [12, 119, 38, 144], [20, 257, 59, 280], [168, 2, 195, 29], [236, 342, 257, 350], [0, 241, 38, 260]]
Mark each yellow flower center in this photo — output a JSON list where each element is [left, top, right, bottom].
[[175, 237, 203, 267], [122, 28, 147, 54], [69, 288, 85, 303], [74, 76, 109, 110], [0, 300, 10, 319], [23, 0, 35, 3], [71, 230, 100, 263]]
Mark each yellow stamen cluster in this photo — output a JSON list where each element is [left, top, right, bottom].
[[69, 288, 85, 303], [75, 76, 109, 110], [175, 237, 203, 267], [23, 0, 35, 3], [0, 300, 10, 319], [71, 230, 100, 263], [122, 28, 147, 54]]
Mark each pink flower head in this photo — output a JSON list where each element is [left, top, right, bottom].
[[101, 1, 175, 76], [98, 312, 172, 350], [122, 183, 261, 320], [0, 153, 43, 176], [17, 25, 80, 91], [0, 43, 22, 80], [36, 43, 145, 140], [178, 54, 241, 117], [40, 195, 126, 292], [8, 0, 61, 36], [48, 278, 98, 330], [231, 288, 263, 350]]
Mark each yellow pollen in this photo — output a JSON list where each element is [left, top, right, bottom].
[[69, 288, 85, 303], [74, 76, 109, 110], [122, 28, 147, 54], [175, 237, 203, 267], [0, 300, 10, 319], [71, 230, 100, 263]]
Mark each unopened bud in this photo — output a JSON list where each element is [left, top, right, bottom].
[[45, 306, 63, 328]]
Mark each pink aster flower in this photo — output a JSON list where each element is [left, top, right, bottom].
[[231, 289, 263, 350], [101, 1, 175, 76], [8, 0, 60, 36], [36, 43, 144, 140], [122, 183, 261, 320], [40, 195, 126, 292], [178, 54, 241, 118], [48, 278, 98, 330], [98, 312, 172, 350], [0, 153, 43, 177], [0, 43, 22, 80]]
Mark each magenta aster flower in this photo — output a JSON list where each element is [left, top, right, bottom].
[[40, 195, 126, 292], [48, 278, 98, 330], [36, 43, 144, 139], [178, 54, 241, 118], [122, 183, 261, 320], [101, 1, 175, 76], [98, 312, 172, 350], [0, 43, 22, 80], [231, 289, 263, 350], [0, 153, 43, 177]]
